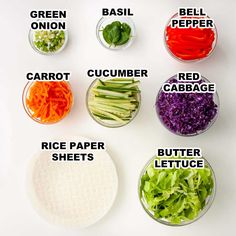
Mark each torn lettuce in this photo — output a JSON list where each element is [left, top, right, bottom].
[[140, 157, 214, 225]]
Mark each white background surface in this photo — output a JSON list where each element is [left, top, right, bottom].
[[0, 0, 235, 235]]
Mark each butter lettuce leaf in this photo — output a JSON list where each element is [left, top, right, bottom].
[[140, 157, 214, 225]]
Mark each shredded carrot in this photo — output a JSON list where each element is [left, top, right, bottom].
[[26, 81, 73, 124]]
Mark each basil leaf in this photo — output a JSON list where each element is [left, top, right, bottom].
[[102, 21, 131, 47], [111, 21, 122, 28], [122, 22, 131, 35], [115, 32, 130, 46]]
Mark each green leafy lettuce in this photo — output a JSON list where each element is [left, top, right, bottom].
[[139, 157, 214, 225]]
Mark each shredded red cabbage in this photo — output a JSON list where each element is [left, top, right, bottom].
[[156, 77, 218, 135]]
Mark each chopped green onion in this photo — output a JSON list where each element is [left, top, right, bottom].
[[33, 30, 65, 53]]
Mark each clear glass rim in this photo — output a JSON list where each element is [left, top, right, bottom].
[[86, 78, 141, 128], [155, 75, 220, 137], [28, 19, 69, 55], [138, 155, 216, 226], [96, 17, 136, 51], [164, 13, 218, 63], [22, 81, 74, 125]]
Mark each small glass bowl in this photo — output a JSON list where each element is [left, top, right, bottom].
[[22, 81, 73, 124], [164, 13, 218, 63], [155, 75, 220, 137], [28, 20, 68, 55], [86, 78, 141, 128], [96, 17, 136, 50], [138, 155, 216, 226]]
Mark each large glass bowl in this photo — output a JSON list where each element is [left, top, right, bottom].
[[138, 155, 216, 226], [164, 13, 218, 63], [155, 75, 220, 136]]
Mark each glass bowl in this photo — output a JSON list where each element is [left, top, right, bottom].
[[96, 17, 136, 50], [164, 13, 218, 63], [28, 19, 68, 55], [22, 81, 73, 124], [86, 78, 141, 128], [138, 155, 216, 226], [155, 75, 220, 136]]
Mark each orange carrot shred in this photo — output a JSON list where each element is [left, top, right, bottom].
[[26, 81, 73, 124]]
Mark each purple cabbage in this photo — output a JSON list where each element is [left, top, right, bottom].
[[156, 77, 218, 136]]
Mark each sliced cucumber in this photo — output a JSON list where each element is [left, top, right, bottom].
[[88, 78, 140, 125]]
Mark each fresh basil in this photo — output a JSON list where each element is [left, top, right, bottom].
[[102, 21, 132, 47]]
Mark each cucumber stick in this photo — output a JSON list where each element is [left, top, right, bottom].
[[88, 78, 140, 126]]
